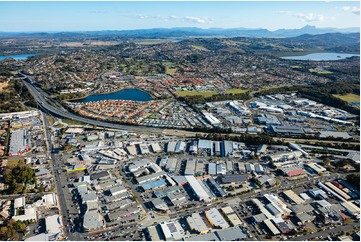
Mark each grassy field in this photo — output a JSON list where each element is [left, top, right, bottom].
[[225, 88, 248, 94], [309, 69, 333, 74], [191, 45, 208, 51], [7, 158, 25, 167], [176, 90, 218, 98], [333, 93, 360, 103]]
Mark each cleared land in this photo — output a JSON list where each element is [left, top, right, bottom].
[[225, 88, 248, 94], [309, 69, 333, 74], [176, 90, 218, 98], [333, 93, 360, 103], [0, 82, 9, 91]]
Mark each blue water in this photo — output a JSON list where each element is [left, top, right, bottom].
[[281, 53, 360, 61], [0, 54, 36, 61], [78, 89, 153, 102]]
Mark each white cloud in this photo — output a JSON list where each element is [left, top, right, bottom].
[[341, 6, 360, 15], [129, 14, 213, 24], [274, 11, 325, 22], [295, 13, 325, 22]]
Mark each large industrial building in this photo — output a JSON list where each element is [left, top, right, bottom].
[[185, 176, 212, 203]]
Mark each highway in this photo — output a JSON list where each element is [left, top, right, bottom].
[[21, 74, 171, 135]]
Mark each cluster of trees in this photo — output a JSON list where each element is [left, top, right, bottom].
[[346, 174, 360, 189], [179, 91, 250, 106], [0, 219, 34, 241], [3, 160, 36, 194], [194, 131, 284, 146], [0, 79, 36, 113]]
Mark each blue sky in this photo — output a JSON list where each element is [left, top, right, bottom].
[[0, 1, 359, 32]]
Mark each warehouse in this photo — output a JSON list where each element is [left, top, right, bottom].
[[215, 226, 247, 241], [214, 141, 221, 156], [109, 185, 127, 196], [150, 143, 162, 153], [263, 219, 280, 235], [216, 163, 226, 175], [198, 139, 213, 155], [207, 177, 227, 197], [270, 125, 305, 136], [221, 140, 233, 157], [341, 201, 360, 217], [186, 213, 210, 234], [136, 171, 166, 184], [245, 163, 255, 173], [195, 159, 205, 175], [146, 226, 161, 241], [306, 163, 327, 174], [138, 143, 150, 155], [153, 186, 180, 198], [226, 160, 233, 173], [220, 206, 242, 226], [185, 176, 212, 203], [126, 145, 137, 156], [83, 210, 104, 231], [254, 163, 264, 174], [283, 190, 305, 205], [205, 208, 230, 229], [272, 218, 291, 234], [219, 174, 247, 184], [184, 158, 196, 176], [165, 158, 178, 173], [175, 141, 186, 153], [280, 165, 305, 177], [184, 232, 219, 241], [167, 142, 177, 153], [142, 179, 167, 191], [264, 194, 291, 216], [159, 221, 186, 241], [251, 199, 274, 219], [290, 204, 314, 215], [208, 163, 217, 175]]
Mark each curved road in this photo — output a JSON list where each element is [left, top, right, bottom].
[[21, 75, 171, 135]]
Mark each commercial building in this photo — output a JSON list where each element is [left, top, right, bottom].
[[166, 142, 177, 153], [186, 213, 210, 234], [175, 141, 186, 153], [208, 163, 217, 175], [205, 208, 230, 229]]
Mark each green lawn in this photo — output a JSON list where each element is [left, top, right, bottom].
[[176, 90, 218, 98], [309, 69, 333, 74], [225, 88, 248, 94], [333, 93, 360, 103]]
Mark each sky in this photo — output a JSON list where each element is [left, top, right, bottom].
[[0, 1, 360, 32]]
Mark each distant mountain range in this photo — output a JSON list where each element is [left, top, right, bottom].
[[0, 25, 359, 38]]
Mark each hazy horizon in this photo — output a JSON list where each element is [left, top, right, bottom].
[[0, 1, 360, 32]]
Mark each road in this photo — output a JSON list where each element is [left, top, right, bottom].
[[42, 111, 82, 241]]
